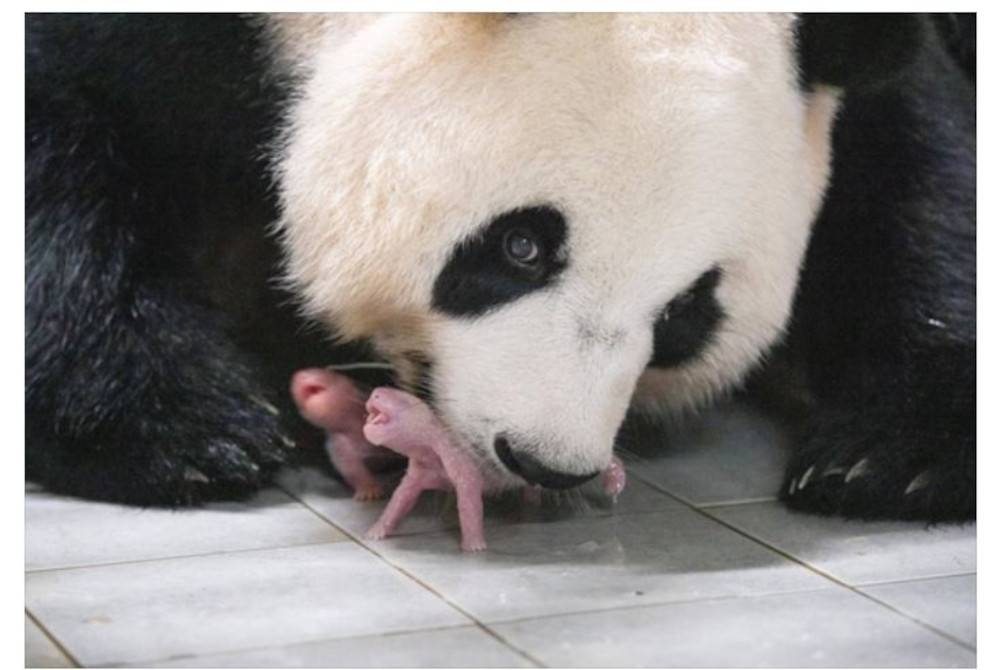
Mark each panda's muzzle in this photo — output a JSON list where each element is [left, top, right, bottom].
[[493, 435, 599, 489]]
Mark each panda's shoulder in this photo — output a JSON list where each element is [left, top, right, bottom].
[[27, 14, 287, 168]]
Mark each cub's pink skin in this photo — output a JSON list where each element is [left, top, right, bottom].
[[290, 368, 385, 501], [362, 387, 487, 552]]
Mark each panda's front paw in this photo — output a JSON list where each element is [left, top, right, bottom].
[[155, 381, 297, 505], [781, 406, 974, 522], [27, 325, 298, 506]]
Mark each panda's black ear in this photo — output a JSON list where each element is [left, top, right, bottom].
[[796, 13, 929, 89]]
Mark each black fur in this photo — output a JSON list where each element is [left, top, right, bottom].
[[931, 13, 976, 82], [25, 14, 343, 505], [779, 14, 975, 521], [648, 267, 723, 369], [796, 14, 928, 90], [432, 206, 568, 318]]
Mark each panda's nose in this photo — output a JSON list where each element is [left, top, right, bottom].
[[493, 435, 599, 489]]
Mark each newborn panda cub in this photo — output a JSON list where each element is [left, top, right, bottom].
[[291, 369, 627, 551], [290, 368, 385, 502]]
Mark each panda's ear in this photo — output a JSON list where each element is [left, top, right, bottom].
[[796, 13, 928, 89]]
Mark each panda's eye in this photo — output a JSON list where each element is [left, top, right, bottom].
[[503, 229, 540, 266], [432, 205, 568, 318]]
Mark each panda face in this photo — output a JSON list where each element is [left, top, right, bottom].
[[275, 14, 838, 487]]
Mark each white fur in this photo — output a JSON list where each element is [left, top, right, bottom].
[[272, 14, 837, 486]]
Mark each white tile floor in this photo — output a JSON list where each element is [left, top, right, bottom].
[[25, 401, 976, 668]]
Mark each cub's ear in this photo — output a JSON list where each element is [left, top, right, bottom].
[[796, 13, 928, 89]]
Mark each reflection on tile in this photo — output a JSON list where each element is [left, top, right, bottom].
[[370, 508, 830, 623], [26, 488, 346, 571], [151, 626, 533, 668], [278, 464, 681, 542], [862, 575, 976, 647], [26, 543, 468, 667], [492, 589, 975, 668], [25, 615, 73, 668], [711, 502, 976, 584], [620, 402, 791, 506]]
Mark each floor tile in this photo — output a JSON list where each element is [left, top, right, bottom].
[[491, 589, 975, 667], [368, 508, 831, 623], [710, 502, 976, 584], [26, 488, 346, 571], [621, 402, 791, 506], [25, 615, 74, 668], [150, 626, 534, 668], [861, 575, 977, 647], [278, 464, 681, 541], [25, 543, 468, 667]]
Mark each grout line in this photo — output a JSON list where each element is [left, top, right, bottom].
[[24, 537, 349, 575], [477, 586, 838, 628], [624, 471, 696, 507], [280, 482, 547, 668], [624, 467, 777, 510], [697, 496, 779, 508], [839, 588, 976, 652], [26, 609, 82, 668], [633, 476, 977, 654], [852, 571, 978, 588]]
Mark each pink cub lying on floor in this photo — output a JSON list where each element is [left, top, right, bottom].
[[291, 368, 626, 552]]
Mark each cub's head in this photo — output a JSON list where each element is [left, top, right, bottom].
[[273, 14, 840, 488]]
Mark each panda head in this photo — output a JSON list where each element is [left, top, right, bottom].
[[275, 13, 840, 488]]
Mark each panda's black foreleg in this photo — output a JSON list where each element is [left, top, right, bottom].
[[26, 283, 295, 507], [780, 37, 975, 522], [780, 345, 975, 522], [26, 101, 293, 507]]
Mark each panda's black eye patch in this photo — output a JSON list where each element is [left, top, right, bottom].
[[432, 206, 567, 318], [648, 267, 724, 369]]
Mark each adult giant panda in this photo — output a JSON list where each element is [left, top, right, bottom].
[[25, 14, 975, 520]]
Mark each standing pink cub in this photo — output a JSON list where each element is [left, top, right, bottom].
[[362, 386, 488, 551]]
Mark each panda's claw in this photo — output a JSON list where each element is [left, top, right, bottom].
[[904, 471, 932, 495], [844, 457, 870, 483], [797, 465, 815, 490], [821, 465, 847, 478], [183, 466, 210, 483], [780, 405, 974, 521], [249, 393, 281, 416]]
